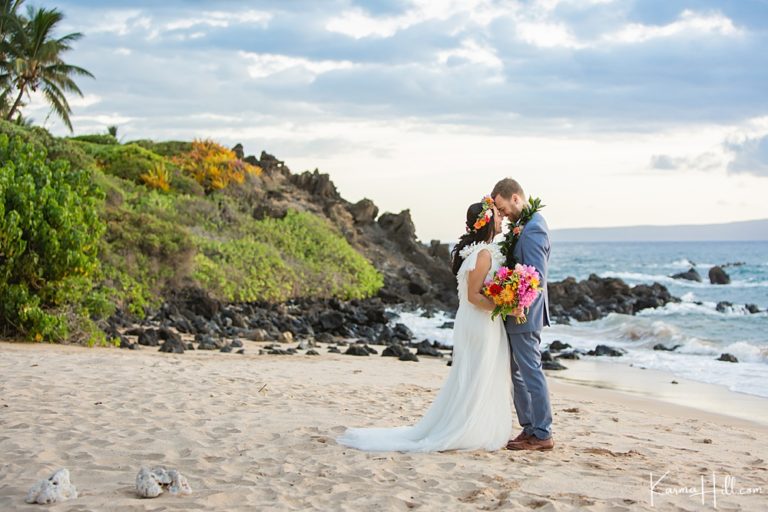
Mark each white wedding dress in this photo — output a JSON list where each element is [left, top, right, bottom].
[[337, 242, 512, 452]]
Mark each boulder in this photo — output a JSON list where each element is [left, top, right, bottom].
[[671, 267, 701, 282], [344, 345, 370, 356], [587, 344, 624, 357], [746, 304, 761, 314], [382, 344, 409, 358], [717, 353, 738, 363], [548, 340, 571, 352], [414, 340, 443, 357], [708, 266, 730, 285], [716, 301, 733, 313], [399, 352, 419, 362], [348, 198, 379, 224], [393, 323, 414, 341]]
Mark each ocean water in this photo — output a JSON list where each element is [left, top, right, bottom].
[[392, 241, 768, 398]]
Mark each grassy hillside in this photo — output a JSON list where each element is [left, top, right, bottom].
[[0, 120, 383, 344]]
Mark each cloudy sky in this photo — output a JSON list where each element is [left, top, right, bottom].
[[29, 0, 768, 241]]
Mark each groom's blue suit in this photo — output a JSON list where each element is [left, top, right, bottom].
[[504, 211, 553, 440]]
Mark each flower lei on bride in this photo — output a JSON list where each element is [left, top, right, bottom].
[[499, 196, 544, 267]]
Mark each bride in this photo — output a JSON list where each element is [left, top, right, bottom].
[[337, 198, 513, 452]]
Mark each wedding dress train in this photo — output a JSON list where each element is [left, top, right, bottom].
[[337, 243, 512, 452]]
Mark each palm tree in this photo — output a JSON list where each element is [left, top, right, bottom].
[[0, 0, 24, 114], [2, 5, 93, 131]]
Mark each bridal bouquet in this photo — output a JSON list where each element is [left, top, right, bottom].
[[483, 264, 542, 322]]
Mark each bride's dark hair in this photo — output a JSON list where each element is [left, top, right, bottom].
[[450, 202, 497, 275]]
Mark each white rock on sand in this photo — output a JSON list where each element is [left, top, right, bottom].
[[25, 468, 78, 505], [136, 466, 192, 498]]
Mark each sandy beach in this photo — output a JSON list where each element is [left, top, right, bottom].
[[1, 340, 766, 511]]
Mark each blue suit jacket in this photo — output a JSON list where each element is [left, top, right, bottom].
[[505, 212, 551, 334]]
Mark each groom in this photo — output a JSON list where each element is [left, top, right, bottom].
[[492, 178, 554, 451]]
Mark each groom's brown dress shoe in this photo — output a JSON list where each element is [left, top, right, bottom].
[[507, 437, 555, 451], [506, 431, 534, 449]]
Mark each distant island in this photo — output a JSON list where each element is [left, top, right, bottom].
[[551, 218, 768, 242]]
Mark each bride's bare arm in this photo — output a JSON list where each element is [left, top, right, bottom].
[[467, 250, 496, 312]]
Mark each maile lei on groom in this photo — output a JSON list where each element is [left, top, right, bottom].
[[498, 197, 544, 268]]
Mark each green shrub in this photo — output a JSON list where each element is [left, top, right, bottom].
[[129, 139, 193, 158], [69, 133, 119, 145], [0, 120, 94, 172], [83, 143, 167, 184], [193, 209, 383, 302], [0, 134, 105, 342]]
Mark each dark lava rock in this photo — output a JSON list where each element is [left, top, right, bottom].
[[541, 350, 554, 362], [548, 340, 571, 352], [393, 323, 414, 341], [137, 329, 160, 347], [220, 345, 233, 353], [306, 349, 320, 356], [716, 301, 733, 313], [196, 334, 219, 350], [439, 322, 454, 329], [230, 338, 243, 348], [717, 353, 738, 363], [328, 346, 341, 353], [382, 344, 409, 358], [671, 267, 702, 282], [653, 343, 682, 351], [399, 352, 419, 362], [237, 349, 245, 355], [543, 360, 568, 370], [746, 304, 761, 314], [708, 266, 730, 285], [186, 343, 195, 350], [318, 311, 344, 331], [363, 344, 378, 355], [548, 274, 678, 324], [345, 345, 370, 356], [413, 340, 443, 357], [555, 351, 580, 360], [587, 344, 624, 357], [316, 332, 335, 344]]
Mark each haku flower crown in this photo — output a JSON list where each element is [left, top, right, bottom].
[[468, 195, 495, 233]]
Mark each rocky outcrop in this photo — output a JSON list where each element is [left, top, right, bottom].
[[548, 274, 678, 323], [227, 144, 458, 310]]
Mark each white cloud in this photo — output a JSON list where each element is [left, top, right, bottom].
[[164, 10, 271, 31], [604, 10, 742, 44], [85, 10, 146, 36], [516, 21, 586, 49], [437, 39, 503, 71], [68, 94, 103, 108], [240, 52, 357, 81], [326, 0, 507, 39]]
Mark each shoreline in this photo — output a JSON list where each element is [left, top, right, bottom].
[[1, 341, 767, 511], [547, 359, 768, 428]]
